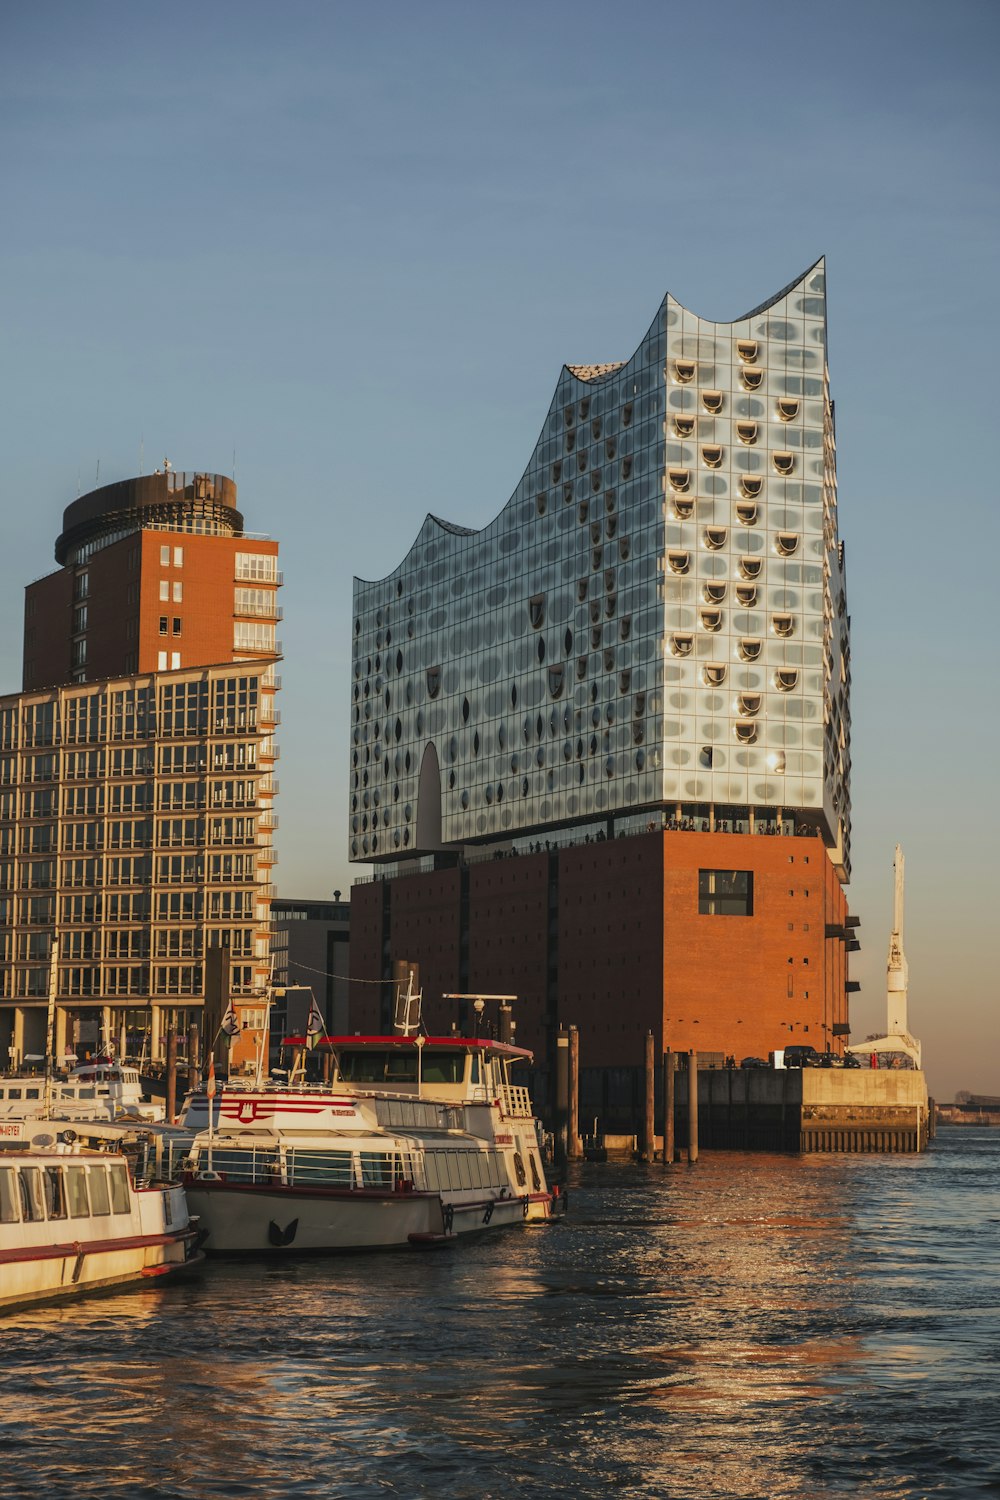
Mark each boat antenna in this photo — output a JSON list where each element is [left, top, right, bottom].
[[393, 972, 423, 1037]]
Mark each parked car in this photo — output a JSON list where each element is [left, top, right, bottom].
[[842, 1052, 862, 1068], [739, 1056, 769, 1069], [783, 1045, 821, 1068]]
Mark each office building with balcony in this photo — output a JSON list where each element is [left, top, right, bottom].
[[348, 261, 855, 1091], [0, 470, 280, 1067]]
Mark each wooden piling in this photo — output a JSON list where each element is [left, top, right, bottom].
[[687, 1049, 699, 1164], [555, 1028, 570, 1164], [186, 1023, 201, 1093], [568, 1025, 582, 1160], [165, 1026, 177, 1126], [642, 1031, 655, 1162], [663, 1049, 675, 1166]]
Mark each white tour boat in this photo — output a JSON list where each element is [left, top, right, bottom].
[[0, 1132, 203, 1311], [0, 1060, 165, 1125], [162, 1033, 558, 1253]]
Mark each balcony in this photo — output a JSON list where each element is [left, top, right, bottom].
[[234, 600, 284, 621]]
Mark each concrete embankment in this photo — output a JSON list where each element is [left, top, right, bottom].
[[587, 1068, 932, 1157]]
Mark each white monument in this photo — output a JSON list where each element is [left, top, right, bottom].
[[847, 845, 922, 1069]]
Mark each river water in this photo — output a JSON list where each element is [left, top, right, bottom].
[[2, 1129, 998, 1500]]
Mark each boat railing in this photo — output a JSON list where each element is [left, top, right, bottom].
[[166, 1135, 418, 1191], [499, 1083, 534, 1119]]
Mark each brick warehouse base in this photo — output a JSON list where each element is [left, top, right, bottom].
[[349, 826, 851, 1116]]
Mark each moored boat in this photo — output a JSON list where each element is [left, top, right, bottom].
[[0, 1134, 203, 1311], [163, 1033, 558, 1253], [0, 1060, 165, 1125]]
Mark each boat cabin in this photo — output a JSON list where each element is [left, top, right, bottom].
[[283, 1035, 533, 1106]]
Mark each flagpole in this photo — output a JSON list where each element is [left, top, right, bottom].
[[206, 1053, 216, 1172]]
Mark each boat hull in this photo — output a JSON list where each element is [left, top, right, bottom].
[[185, 1180, 550, 1253], [0, 1231, 203, 1311]]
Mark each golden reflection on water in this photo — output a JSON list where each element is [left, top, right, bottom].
[[3, 1137, 994, 1500]]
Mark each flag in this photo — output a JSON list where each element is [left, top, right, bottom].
[[206, 1054, 217, 1099], [221, 1002, 240, 1037], [305, 994, 325, 1049]]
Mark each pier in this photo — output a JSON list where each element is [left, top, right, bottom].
[[583, 1061, 932, 1158]]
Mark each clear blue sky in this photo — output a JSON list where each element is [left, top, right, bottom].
[[1, 0, 997, 1100]]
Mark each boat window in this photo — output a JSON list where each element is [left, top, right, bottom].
[[423, 1152, 442, 1190], [0, 1167, 19, 1223], [359, 1152, 394, 1188], [420, 1053, 465, 1085], [65, 1165, 91, 1218], [338, 1050, 418, 1084], [7, 1088, 21, 1101], [287, 1150, 355, 1187], [456, 1153, 474, 1189], [18, 1167, 45, 1222], [469, 1054, 481, 1084], [43, 1166, 67, 1219], [88, 1168, 112, 1216], [385, 1053, 419, 1083], [26, 1088, 40, 1100], [109, 1164, 130, 1213]]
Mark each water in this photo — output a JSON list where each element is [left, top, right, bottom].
[[2, 1130, 998, 1500]]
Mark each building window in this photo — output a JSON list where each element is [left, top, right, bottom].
[[736, 340, 758, 363], [160, 580, 169, 601], [173, 547, 184, 567], [159, 617, 168, 635], [173, 581, 183, 602], [699, 869, 753, 916], [673, 415, 695, 437], [160, 546, 170, 566], [674, 359, 695, 383], [158, 652, 168, 670], [702, 391, 723, 414], [172, 618, 182, 636]]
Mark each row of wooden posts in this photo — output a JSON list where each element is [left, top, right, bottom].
[[553, 1027, 699, 1165]]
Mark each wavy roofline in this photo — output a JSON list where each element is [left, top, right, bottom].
[[354, 260, 826, 587]]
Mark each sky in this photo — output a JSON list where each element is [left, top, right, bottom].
[[1, 0, 997, 1101]]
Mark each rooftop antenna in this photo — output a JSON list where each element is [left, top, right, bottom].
[[96, 459, 100, 485], [139, 435, 144, 475]]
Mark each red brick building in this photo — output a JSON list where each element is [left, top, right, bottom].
[[351, 829, 851, 1081]]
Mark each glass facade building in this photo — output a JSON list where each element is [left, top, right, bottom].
[[351, 260, 850, 880]]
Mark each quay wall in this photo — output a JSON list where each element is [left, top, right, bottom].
[[662, 1068, 931, 1154]]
